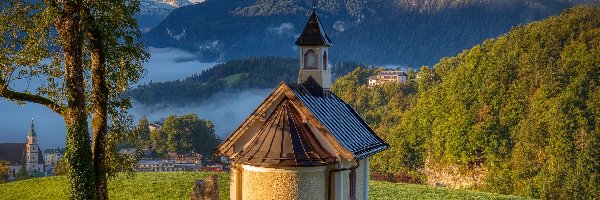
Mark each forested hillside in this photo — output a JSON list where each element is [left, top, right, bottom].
[[332, 6, 600, 199], [143, 0, 596, 66], [129, 57, 296, 104]]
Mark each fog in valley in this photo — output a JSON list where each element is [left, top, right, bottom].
[[130, 89, 271, 140], [0, 47, 268, 149]]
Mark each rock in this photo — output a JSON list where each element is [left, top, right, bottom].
[[191, 174, 219, 200]]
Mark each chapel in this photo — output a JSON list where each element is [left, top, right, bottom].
[[214, 9, 389, 200]]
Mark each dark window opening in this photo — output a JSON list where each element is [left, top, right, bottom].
[[323, 51, 328, 70]]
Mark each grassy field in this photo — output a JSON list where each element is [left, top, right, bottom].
[[0, 172, 528, 200], [220, 73, 249, 85], [369, 181, 527, 200]]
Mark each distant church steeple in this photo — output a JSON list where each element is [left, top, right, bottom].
[[26, 118, 43, 172], [28, 118, 37, 137], [296, 8, 332, 94]]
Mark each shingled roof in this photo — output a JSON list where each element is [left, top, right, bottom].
[[214, 79, 388, 166], [44, 148, 65, 154], [295, 10, 333, 46], [0, 143, 26, 166], [231, 99, 337, 167]]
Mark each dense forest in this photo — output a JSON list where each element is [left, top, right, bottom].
[[143, 0, 592, 66], [331, 6, 599, 199], [129, 57, 359, 104]]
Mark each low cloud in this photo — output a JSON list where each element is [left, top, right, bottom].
[[130, 89, 272, 139], [268, 23, 295, 37], [140, 47, 217, 84]]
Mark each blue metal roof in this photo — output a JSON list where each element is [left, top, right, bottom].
[[287, 80, 389, 159]]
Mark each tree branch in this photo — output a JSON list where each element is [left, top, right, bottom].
[[0, 78, 64, 115]]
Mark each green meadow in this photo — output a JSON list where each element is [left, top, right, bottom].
[[0, 172, 529, 200]]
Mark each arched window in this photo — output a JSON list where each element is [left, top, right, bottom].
[[304, 50, 317, 69], [323, 51, 328, 70]]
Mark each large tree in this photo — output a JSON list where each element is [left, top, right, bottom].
[[161, 114, 220, 156], [84, 0, 146, 198], [0, 0, 147, 199]]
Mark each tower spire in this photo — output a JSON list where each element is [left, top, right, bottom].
[[29, 118, 36, 137], [296, 8, 333, 95]]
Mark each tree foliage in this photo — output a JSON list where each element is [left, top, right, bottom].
[[0, 160, 9, 183], [332, 5, 600, 199], [53, 159, 67, 176], [136, 116, 151, 147], [150, 114, 220, 157]]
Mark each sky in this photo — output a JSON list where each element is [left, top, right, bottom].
[[0, 47, 270, 150]]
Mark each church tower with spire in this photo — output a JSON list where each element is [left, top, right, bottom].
[[26, 119, 43, 172], [296, 9, 333, 94]]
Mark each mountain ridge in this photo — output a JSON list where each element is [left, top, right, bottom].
[[137, 0, 193, 32], [143, 0, 598, 66]]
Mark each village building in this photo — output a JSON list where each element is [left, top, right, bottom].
[[214, 9, 389, 200], [43, 147, 65, 175], [137, 160, 190, 172], [0, 119, 45, 180], [176, 151, 202, 164], [367, 70, 408, 87], [44, 147, 65, 167], [0, 143, 26, 180], [135, 150, 205, 172]]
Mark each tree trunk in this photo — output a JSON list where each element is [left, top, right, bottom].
[[59, 1, 96, 199], [89, 24, 109, 200]]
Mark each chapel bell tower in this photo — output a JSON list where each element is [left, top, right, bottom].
[[295, 9, 333, 92]]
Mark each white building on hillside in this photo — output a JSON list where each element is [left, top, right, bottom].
[[368, 70, 408, 87]]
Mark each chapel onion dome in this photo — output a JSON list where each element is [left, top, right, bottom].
[[295, 10, 333, 47]]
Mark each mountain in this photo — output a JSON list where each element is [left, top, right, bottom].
[[136, 0, 193, 32], [142, 0, 598, 67], [158, 0, 192, 7]]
